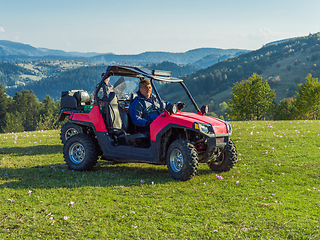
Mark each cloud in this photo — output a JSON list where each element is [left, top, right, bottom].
[[259, 27, 274, 37], [0, 26, 5, 32]]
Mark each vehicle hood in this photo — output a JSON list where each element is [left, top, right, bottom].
[[150, 111, 228, 141], [176, 112, 228, 134]]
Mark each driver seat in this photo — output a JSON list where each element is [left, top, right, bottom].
[[104, 92, 149, 145]]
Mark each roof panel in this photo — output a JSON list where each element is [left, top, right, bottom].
[[106, 65, 183, 82]]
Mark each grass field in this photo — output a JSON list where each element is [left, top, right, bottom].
[[0, 120, 319, 239]]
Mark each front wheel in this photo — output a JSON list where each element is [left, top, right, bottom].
[[63, 134, 98, 171], [166, 139, 198, 181], [208, 139, 237, 172]]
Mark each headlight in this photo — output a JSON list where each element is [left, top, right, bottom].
[[225, 121, 232, 134], [194, 122, 210, 134], [199, 124, 209, 133]]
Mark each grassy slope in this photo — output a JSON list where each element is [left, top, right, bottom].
[[173, 33, 320, 117], [0, 121, 319, 239], [261, 49, 320, 101], [5, 60, 97, 87]]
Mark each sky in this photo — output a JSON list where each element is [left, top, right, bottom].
[[0, 0, 320, 54]]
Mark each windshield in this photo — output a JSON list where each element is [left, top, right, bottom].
[[157, 81, 197, 112], [109, 76, 138, 99], [98, 75, 199, 112]]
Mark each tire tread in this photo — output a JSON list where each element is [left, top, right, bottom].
[[208, 139, 237, 172], [167, 139, 199, 181], [63, 134, 98, 171]]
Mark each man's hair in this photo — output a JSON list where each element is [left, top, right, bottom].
[[139, 79, 151, 89]]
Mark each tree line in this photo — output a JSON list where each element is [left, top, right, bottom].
[[226, 73, 320, 121], [0, 84, 63, 133], [1, 71, 320, 133]]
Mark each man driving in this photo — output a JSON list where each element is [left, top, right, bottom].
[[129, 79, 166, 133]]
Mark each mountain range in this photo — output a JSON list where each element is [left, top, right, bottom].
[[0, 40, 100, 58], [0, 40, 247, 67], [89, 48, 247, 66]]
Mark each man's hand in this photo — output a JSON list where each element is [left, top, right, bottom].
[[175, 102, 185, 111], [145, 119, 152, 126]]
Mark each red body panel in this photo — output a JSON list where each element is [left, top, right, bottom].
[[70, 106, 107, 132], [150, 111, 227, 141], [178, 112, 228, 134]]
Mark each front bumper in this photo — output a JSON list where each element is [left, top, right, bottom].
[[197, 131, 231, 163], [194, 120, 232, 162]]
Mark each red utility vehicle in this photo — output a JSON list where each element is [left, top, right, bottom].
[[58, 66, 237, 180]]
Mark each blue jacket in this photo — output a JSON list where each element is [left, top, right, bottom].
[[129, 91, 167, 131]]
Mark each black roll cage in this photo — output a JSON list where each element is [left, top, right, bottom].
[[94, 65, 200, 113]]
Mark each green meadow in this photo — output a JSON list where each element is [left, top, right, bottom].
[[0, 120, 319, 239]]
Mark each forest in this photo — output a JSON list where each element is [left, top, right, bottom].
[[1, 71, 320, 133]]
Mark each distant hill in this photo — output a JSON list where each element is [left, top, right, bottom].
[[4, 61, 199, 101], [0, 40, 101, 61], [192, 54, 233, 68], [0, 40, 247, 69], [5, 65, 107, 101], [0, 61, 35, 86], [90, 48, 247, 66], [0, 60, 102, 89], [159, 32, 320, 116], [264, 38, 292, 46]]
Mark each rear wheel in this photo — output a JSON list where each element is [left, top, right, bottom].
[[60, 122, 83, 144], [63, 134, 98, 171], [166, 139, 198, 181], [208, 139, 237, 172]]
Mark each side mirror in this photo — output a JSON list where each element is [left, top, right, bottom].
[[167, 103, 178, 115], [200, 105, 209, 115]]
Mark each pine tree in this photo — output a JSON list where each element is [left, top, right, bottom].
[[0, 84, 8, 132], [5, 111, 24, 133], [12, 89, 40, 131], [37, 95, 59, 130]]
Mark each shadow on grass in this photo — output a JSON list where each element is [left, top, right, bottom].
[[0, 159, 217, 189], [1, 144, 217, 188], [1, 145, 63, 156], [0, 160, 176, 189]]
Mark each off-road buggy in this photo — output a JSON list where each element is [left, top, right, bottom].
[[58, 65, 237, 180]]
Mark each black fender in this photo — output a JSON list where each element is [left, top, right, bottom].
[[58, 108, 79, 122]]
